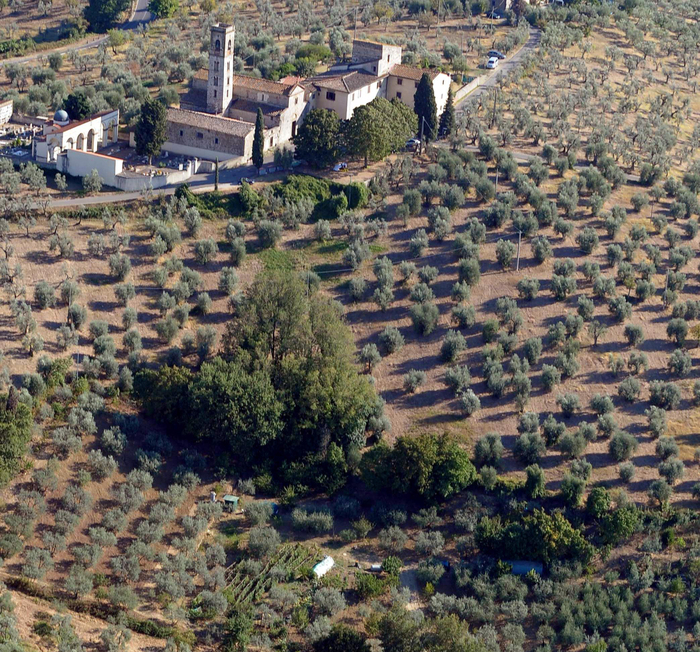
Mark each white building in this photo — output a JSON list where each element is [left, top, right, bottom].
[[0, 100, 13, 126], [32, 108, 119, 164]]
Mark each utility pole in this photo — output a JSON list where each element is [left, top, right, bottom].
[[516, 230, 522, 271], [354, 6, 358, 42]]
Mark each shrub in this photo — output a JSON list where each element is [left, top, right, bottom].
[[525, 465, 546, 499], [403, 369, 426, 393], [541, 365, 561, 391], [667, 318, 688, 347], [619, 462, 635, 483], [108, 254, 131, 281], [441, 330, 466, 362], [522, 338, 542, 365], [557, 393, 580, 418], [559, 432, 587, 459], [378, 326, 404, 354], [648, 479, 672, 507], [248, 526, 281, 557], [649, 381, 681, 410], [496, 239, 516, 269], [576, 227, 599, 254], [444, 365, 470, 393], [459, 390, 480, 416], [517, 278, 540, 301], [313, 588, 346, 616], [514, 432, 546, 465], [258, 220, 283, 249], [608, 296, 632, 322], [452, 304, 476, 329], [609, 431, 638, 462], [291, 509, 333, 533], [531, 236, 552, 263], [655, 437, 679, 460], [618, 377, 641, 402], [658, 457, 684, 485], [668, 349, 692, 377], [410, 303, 439, 335], [623, 324, 644, 347], [560, 474, 585, 508], [474, 433, 503, 468]]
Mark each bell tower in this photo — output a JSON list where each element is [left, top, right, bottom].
[[207, 23, 235, 115]]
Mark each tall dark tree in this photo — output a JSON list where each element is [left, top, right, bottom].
[[63, 92, 92, 121], [252, 108, 264, 172], [439, 88, 455, 139], [134, 98, 167, 166], [293, 108, 341, 168], [83, 0, 130, 32], [414, 73, 438, 143]]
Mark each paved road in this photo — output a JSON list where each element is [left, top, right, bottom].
[[0, 0, 152, 68], [456, 26, 541, 108]]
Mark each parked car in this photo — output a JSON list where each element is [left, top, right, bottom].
[[486, 57, 500, 69], [488, 50, 506, 60], [241, 177, 255, 184], [406, 138, 421, 149], [332, 162, 348, 171]]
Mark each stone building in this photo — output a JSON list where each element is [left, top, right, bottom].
[[163, 25, 452, 166]]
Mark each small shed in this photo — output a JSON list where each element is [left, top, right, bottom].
[[223, 495, 239, 512], [506, 561, 543, 576], [312, 556, 335, 579]]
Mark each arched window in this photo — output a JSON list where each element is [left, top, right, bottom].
[[227, 40, 232, 51], [215, 39, 221, 51]]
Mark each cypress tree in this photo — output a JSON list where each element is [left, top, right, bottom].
[[253, 108, 264, 172], [134, 97, 167, 166], [414, 73, 438, 143], [439, 88, 455, 139]]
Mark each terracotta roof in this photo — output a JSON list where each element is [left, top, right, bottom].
[[231, 75, 301, 96], [229, 98, 282, 116], [389, 64, 443, 81], [49, 109, 118, 134], [167, 108, 253, 137], [310, 70, 382, 93]]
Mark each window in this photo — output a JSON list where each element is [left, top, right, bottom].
[[179, 130, 183, 137], [214, 61, 219, 71], [227, 40, 232, 51], [373, 65, 376, 72], [215, 138, 219, 144], [396, 91, 402, 99], [196, 132, 203, 139], [213, 90, 217, 98], [397, 78, 402, 85], [214, 76, 219, 86], [214, 39, 220, 50], [326, 91, 335, 101], [295, 97, 298, 105], [227, 62, 230, 70]]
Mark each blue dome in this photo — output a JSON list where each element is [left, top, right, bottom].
[[54, 109, 69, 122]]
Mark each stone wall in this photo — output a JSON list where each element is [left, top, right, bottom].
[[165, 120, 249, 159]]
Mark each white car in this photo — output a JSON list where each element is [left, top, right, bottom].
[[486, 57, 499, 69]]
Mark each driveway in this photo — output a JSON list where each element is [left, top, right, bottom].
[[456, 26, 541, 108], [0, 0, 152, 68]]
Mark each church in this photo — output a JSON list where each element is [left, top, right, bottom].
[[162, 23, 452, 167]]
